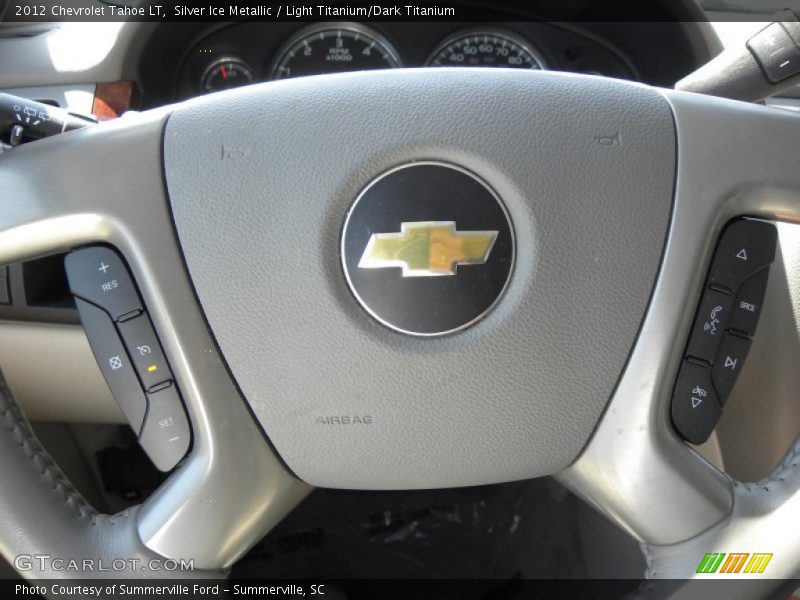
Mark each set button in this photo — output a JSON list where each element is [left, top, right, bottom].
[[139, 384, 191, 473]]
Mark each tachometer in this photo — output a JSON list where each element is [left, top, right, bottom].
[[200, 58, 254, 94], [427, 30, 545, 70], [271, 24, 401, 80]]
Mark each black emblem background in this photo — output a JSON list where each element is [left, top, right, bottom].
[[342, 163, 515, 336]]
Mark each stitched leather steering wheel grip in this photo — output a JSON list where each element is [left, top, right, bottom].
[[0, 371, 223, 579]]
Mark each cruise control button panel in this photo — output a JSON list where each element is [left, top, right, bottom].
[[65, 245, 191, 471], [672, 219, 776, 444]]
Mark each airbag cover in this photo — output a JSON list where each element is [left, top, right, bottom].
[[164, 69, 674, 489]]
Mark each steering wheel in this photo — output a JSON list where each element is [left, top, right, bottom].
[[1, 69, 799, 594]]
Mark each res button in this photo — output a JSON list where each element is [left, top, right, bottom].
[[65, 247, 142, 320]]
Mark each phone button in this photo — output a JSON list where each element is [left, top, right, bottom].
[[686, 288, 733, 364]]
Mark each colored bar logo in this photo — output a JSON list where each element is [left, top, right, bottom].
[[696, 552, 773, 574]]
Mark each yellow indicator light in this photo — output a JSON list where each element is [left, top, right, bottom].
[[146, 365, 158, 373]]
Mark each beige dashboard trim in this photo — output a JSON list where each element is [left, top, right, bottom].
[[0, 320, 124, 424]]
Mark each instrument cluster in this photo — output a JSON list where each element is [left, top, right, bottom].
[[179, 22, 636, 97]]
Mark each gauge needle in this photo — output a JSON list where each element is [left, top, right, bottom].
[[221, 65, 228, 79]]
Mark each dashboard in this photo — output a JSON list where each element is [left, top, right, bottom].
[[134, 21, 713, 105], [174, 22, 636, 100], [126, 20, 721, 109]]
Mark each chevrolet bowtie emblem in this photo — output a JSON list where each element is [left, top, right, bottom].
[[358, 221, 498, 277]]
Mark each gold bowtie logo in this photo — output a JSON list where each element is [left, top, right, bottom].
[[358, 221, 498, 277]]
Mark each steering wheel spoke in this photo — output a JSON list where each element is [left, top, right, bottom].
[[559, 89, 800, 565], [0, 109, 309, 573]]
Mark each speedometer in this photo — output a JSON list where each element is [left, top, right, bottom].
[[427, 30, 546, 70], [271, 24, 401, 80]]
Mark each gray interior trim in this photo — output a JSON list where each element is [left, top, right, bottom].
[[558, 88, 800, 546], [686, 21, 724, 63], [0, 321, 124, 424], [0, 23, 154, 88], [0, 109, 310, 569], [766, 97, 800, 112]]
